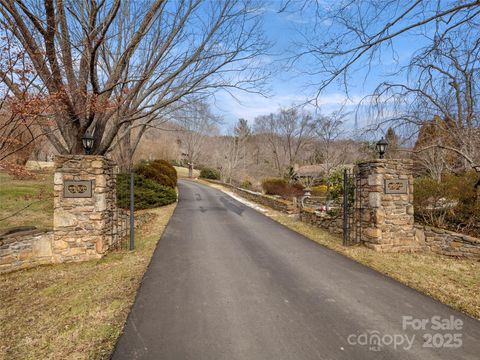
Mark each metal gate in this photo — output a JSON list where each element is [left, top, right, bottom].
[[342, 169, 362, 246]]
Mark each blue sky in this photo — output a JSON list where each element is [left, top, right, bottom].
[[212, 1, 425, 133]]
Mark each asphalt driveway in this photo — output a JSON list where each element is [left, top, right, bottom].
[[112, 180, 480, 360]]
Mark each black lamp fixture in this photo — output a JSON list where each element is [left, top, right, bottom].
[[81, 133, 94, 155], [376, 138, 388, 159]]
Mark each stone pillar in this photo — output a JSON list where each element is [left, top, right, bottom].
[[356, 159, 423, 252], [53, 155, 118, 263]]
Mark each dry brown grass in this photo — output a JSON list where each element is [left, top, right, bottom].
[[206, 180, 480, 320], [174, 166, 199, 178], [0, 203, 176, 360]]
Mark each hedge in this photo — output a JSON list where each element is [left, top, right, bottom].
[[134, 159, 177, 188], [200, 167, 220, 180], [261, 177, 304, 198], [117, 174, 177, 210], [150, 160, 177, 184], [414, 171, 480, 237]]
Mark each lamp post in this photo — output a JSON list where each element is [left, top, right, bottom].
[[81, 133, 94, 155], [376, 138, 389, 159]]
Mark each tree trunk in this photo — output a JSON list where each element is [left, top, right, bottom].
[[475, 175, 480, 203]]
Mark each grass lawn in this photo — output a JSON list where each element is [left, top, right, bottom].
[[0, 171, 54, 230], [205, 181, 480, 320], [174, 166, 199, 178], [0, 203, 177, 360]]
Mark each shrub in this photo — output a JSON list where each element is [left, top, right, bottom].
[[150, 159, 177, 184], [135, 164, 174, 188], [134, 159, 177, 188], [200, 167, 220, 180], [311, 185, 328, 196], [414, 171, 480, 237], [117, 174, 177, 210], [325, 169, 345, 201], [414, 176, 450, 227], [284, 182, 304, 197], [262, 177, 287, 195], [240, 177, 252, 189], [261, 177, 304, 198]]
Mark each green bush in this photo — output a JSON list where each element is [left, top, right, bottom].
[[325, 169, 344, 201], [414, 171, 480, 237], [135, 164, 174, 188], [117, 174, 177, 210], [200, 167, 220, 180], [134, 159, 177, 188], [150, 159, 177, 184], [322, 168, 354, 204]]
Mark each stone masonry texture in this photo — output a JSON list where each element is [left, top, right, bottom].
[[53, 155, 119, 262], [0, 155, 129, 273], [354, 159, 423, 252]]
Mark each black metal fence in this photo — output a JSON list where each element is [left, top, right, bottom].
[[342, 169, 362, 246]]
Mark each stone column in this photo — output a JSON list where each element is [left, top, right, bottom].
[[53, 155, 118, 263], [355, 159, 423, 252]]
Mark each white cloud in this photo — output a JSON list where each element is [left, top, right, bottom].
[[213, 91, 306, 122], [212, 90, 364, 125]]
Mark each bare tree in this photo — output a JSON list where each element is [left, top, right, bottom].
[[175, 99, 219, 178], [290, 0, 480, 174], [234, 118, 251, 173], [0, 27, 50, 164], [285, 0, 480, 96], [221, 118, 251, 183], [412, 118, 449, 181], [254, 106, 316, 175], [314, 110, 346, 176], [0, 0, 269, 159], [367, 24, 480, 173]]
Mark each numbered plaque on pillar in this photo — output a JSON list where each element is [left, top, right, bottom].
[[384, 179, 408, 194], [64, 180, 93, 198]]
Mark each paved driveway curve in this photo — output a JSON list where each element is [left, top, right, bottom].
[[112, 180, 480, 360]]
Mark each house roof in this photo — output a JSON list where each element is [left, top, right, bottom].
[[296, 164, 327, 177]]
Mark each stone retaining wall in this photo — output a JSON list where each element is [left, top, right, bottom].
[[232, 188, 295, 213], [299, 208, 480, 260], [299, 209, 343, 235], [415, 225, 480, 260], [0, 230, 54, 272], [0, 208, 130, 273], [203, 179, 296, 214]]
